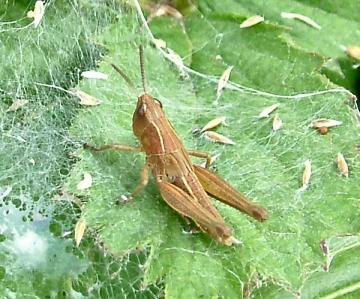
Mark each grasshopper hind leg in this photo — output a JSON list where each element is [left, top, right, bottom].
[[157, 179, 237, 246], [193, 165, 268, 221]]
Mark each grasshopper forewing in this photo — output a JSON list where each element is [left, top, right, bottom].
[[85, 46, 268, 246]]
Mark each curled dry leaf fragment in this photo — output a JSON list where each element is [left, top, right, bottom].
[[27, 1, 45, 28], [200, 116, 227, 133], [217, 66, 234, 98], [74, 218, 86, 247], [258, 103, 280, 118], [81, 70, 108, 80], [272, 114, 283, 131], [77, 172, 92, 190], [203, 131, 235, 145], [346, 46, 360, 60], [302, 159, 312, 190], [7, 99, 28, 112], [240, 15, 264, 28], [69, 88, 102, 106], [310, 119, 342, 128], [337, 153, 349, 177], [281, 12, 321, 30]]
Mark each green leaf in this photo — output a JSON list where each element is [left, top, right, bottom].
[[2, 0, 359, 297], [67, 2, 360, 298]]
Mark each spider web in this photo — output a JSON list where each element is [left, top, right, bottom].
[[0, 1, 161, 298], [1, 1, 360, 298]]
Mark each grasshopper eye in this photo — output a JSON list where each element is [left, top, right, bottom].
[[154, 98, 163, 108], [138, 103, 147, 116]]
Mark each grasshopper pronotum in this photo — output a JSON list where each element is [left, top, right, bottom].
[[85, 46, 268, 245]]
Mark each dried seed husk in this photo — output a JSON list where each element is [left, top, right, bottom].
[[81, 70, 108, 80], [281, 12, 321, 30], [77, 172, 92, 190], [74, 218, 86, 247], [272, 114, 283, 131], [258, 103, 280, 118], [337, 153, 349, 177], [203, 131, 235, 145], [69, 88, 102, 106], [346, 46, 360, 60], [7, 99, 28, 112], [302, 159, 312, 189], [217, 66, 234, 97], [310, 119, 342, 128], [27, 1, 45, 28], [200, 116, 227, 133], [240, 15, 264, 28]]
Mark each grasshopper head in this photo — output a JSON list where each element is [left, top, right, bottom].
[[111, 46, 166, 140], [132, 94, 164, 138]]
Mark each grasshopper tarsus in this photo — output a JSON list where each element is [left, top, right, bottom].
[[83, 143, 94, 150], [251, 206, 268, 222], [116, 194, 133, 205]]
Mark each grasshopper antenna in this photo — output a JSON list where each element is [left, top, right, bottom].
[[111, 63, 138, 96], [139, 45, 147, 94]]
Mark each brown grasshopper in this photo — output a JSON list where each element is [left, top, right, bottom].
[[85, 46, 268, 246]]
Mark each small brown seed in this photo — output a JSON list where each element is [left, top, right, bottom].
[[74, 218, 86, 247], [258, 104, 280, 118], [318, 127, 328, 135], [69, 88, 102, 106], [301, 159, 312, 190], [203, 131, 235, 145], [272, 114, 283, 131], [240, 15, 264, 28], [7, 99, 28, 112], [347, 46, 360, 60], [217, 66, 234, 97], [81, 71, 108, 80], [200, 116, 227, 133], [310, 119, 342, 128], [281, 12, 321, 30], [337, 153, 349, 177]]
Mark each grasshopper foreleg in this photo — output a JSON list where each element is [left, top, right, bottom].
[[131, 164, 151, 198], [84, 143, 143, 153], [119, 163, 151, 203], [85, 143, 148, 202]]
